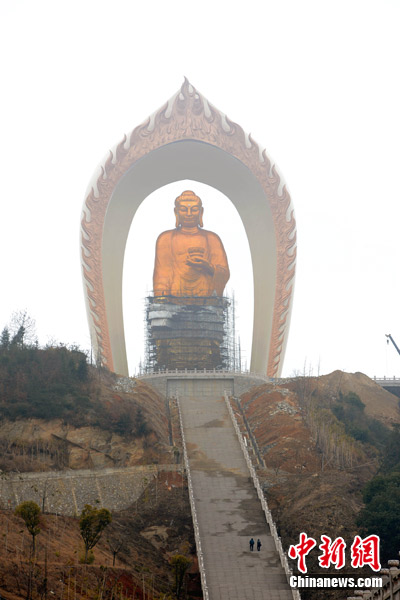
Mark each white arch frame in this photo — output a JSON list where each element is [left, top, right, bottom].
[[80, 80, 296, 377]]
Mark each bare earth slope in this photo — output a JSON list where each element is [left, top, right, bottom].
[[0, 374, 173, 472], [239, 371, 400, 600], [308, 370, 400, 425], [0, 473, 199, 600]]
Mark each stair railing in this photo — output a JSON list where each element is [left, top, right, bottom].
[[176, 395, 209, 600], [224, 391, 301, 600]]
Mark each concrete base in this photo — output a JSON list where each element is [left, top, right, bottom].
[[139, 371, 273, 399]]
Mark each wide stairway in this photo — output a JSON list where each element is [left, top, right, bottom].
[[179, 391, 294, 600]]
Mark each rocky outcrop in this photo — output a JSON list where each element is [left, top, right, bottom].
[[0, 376, 174, 473], [0, 417, 173, 472]]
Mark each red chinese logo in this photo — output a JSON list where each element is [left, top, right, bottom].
[[288, 532, 317, 574], [351, 535, 381, 571], [288, 533, 381, 573], [318, 535, 346, 569]]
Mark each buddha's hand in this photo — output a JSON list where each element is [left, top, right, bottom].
[[186, 256, 215, 276]]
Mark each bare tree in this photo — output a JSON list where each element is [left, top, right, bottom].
[[107, 537, 124, 566], [10, 310, 37, 347]]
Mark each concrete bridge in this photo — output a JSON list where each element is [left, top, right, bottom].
[[373, 377, 400, 387], [373, 376, 400, 387], [373, 376, 400, 398]]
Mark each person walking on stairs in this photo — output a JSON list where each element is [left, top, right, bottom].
[[257, 539, 262, 551], [249, 538, 255, 551]]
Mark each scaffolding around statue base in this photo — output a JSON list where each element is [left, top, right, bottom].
[[145, 295, 236, 372]]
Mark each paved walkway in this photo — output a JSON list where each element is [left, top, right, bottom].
[[179, 393, 293, 600]]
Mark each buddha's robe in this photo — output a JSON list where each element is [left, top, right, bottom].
[[153, 228, 230, 297]]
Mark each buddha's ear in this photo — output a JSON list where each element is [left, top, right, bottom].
[[199, 207, 204, 228], [174, 207, 179, 228]]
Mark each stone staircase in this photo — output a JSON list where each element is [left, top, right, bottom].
[[177, 388, 297, 600]]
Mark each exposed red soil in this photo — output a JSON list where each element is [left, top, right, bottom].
[[286, 370, 400, 426], [0, 472, 200, 600], [238, 371, 400, 600]]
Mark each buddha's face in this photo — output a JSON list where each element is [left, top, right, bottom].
[[175, 199, 203, 228]]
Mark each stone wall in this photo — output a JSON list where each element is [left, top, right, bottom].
[[140, 372, 272, 398], [0, 464, 180, 516]]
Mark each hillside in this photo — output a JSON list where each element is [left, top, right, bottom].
[[0, 337, 399, 600], [0, 341, 199, 599], [0, 343, 173, 472], [303, 370, 400, 425], [238, 371, 400, 600], [0, 472, 200, 600]]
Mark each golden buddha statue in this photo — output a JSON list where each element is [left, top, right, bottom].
[[153, 191, 230, 297]]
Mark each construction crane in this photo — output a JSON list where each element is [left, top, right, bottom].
[[386, 334, 400, 356]]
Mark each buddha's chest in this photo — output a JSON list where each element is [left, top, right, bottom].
[[171, 233, 209, 262]]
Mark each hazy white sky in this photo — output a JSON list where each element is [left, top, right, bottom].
[[1, 0, 399, 378]]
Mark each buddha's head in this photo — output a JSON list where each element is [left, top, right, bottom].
[[174, 190, 204, 228]]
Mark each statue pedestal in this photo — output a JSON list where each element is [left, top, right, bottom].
[[145, 296, 231, 371]]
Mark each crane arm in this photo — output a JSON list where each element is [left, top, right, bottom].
[[386, 334, 400, 356]]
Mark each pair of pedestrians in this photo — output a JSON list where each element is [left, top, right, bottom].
[[249, 538, 262, 551]]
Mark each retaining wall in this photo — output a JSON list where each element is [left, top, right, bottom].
[[0, 464, 180, 516], [140, 371, 272, 398]]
